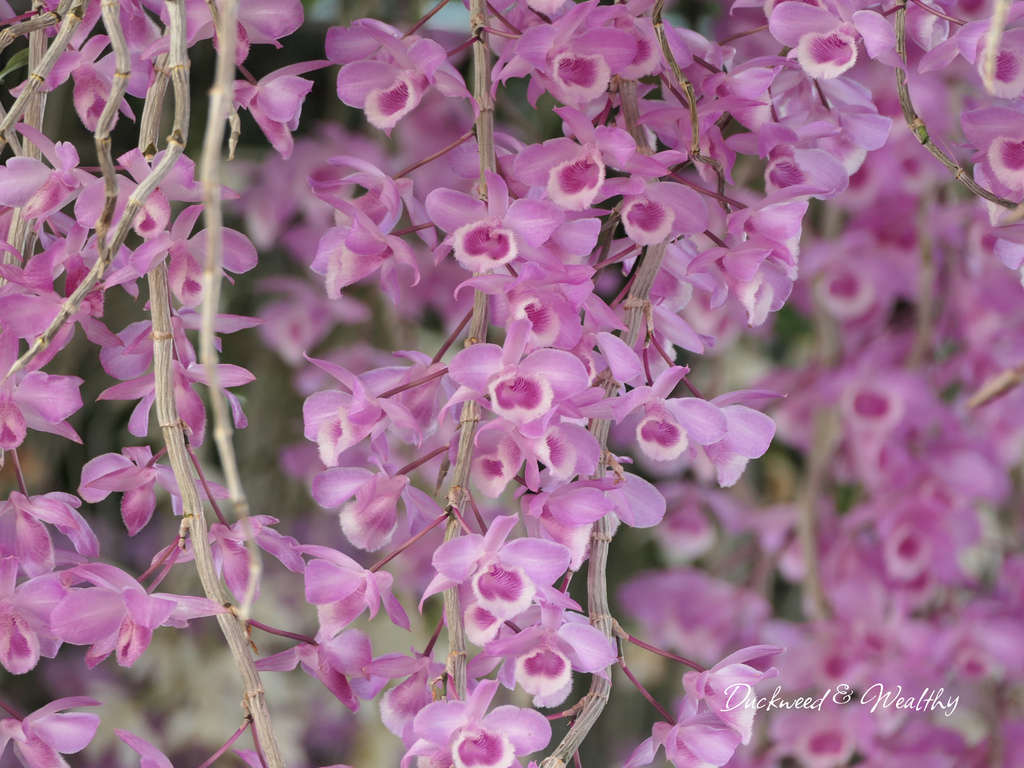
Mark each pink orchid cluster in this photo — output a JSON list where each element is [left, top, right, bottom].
[[2, 0, 1024, 767]]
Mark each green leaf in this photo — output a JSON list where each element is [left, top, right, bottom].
[[0, 48, 29, 84]]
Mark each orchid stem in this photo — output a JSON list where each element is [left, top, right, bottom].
[[393, 222, 436, 237], [138, 539, 183, 584], [594, 243, 639, 271], [144, 445, 168, 468], [703, 229, 727, 248], [185, 440, 229, 525], [146, 540, 184, 593], [397, 439, 455, 477], [609, 266, 639, 309], [406, 0, 450, 37], [909, 0, 965, 25], [486, 2, 521, 33], [482, 25, 518, 39], [467, 488, 488, 533], [196, 720, 251, 768], [449, 504, 475, 535], [894, 0, 1017, 210], [379, 367, 448, 399], [422, 614, 445, 657], [247, 619, 318, 647], [447, 36, 477, 58], [670, 171, 747, 210], [625, 634, 705, 672], [370, 512, 447, 573], [396, 130, 473, 179], [618, 653, 676, 724], [443, 0, 497, 703], [9, 447, 27, 496], [719, 24, 769, 45], [433, 306, 474, 365], [249, 717, 270, 768]]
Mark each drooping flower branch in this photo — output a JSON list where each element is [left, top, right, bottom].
[[3, 0, 1024, 766]]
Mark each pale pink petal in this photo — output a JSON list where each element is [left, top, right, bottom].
[[796, 26, 859, 79]]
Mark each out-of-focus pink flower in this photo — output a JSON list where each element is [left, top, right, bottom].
[[0, 697, 101, 768], [50, 563, 224, 667], [234, 62, 327, 158], [401, 679, 551, 768], [330, 19, 469, 135]]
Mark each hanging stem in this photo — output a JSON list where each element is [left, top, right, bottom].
[[92, 0, 131, 255], [2, 0, 51, 269], [0, 0, 86, 150], [540, 79, 672, 768], [151, 264, 286, 768], [4, 0, 189, 383], [442, 0, 496, 703], [908, 0, 965, 25], [197, 0, 264, 626], [894, 0, 1017, 211], [796, 411, 840, 621], [653, 0, 728, 205]]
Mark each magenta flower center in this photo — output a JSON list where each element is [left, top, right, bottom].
[[828, 272, 859, 299], [768, 160, 806, 188], [556, 54, 600, 88], [633, 35, 652, 66], [522, 648, 568, 678], [556, 157, 600, 195], [522, 301, 552, 335], [808, 730, 845, 755], [640, 418, 681, 448], [492, 374, 544, 412], [807, 32, 854, 66], [376, 79, 411, 118], [462, 221, 515, 262], [626, 200, 667, 233], [852, 391, 888, 418], [476, 564, 525, 603], [999, 139, 1024, 172], [324, 418, 345, 443], [455, 728, 510, 768], [995, 49, 1021, 84], [545, 432, 568, 468], [897, 533, 920, 560], [481, 458, 505, 479]]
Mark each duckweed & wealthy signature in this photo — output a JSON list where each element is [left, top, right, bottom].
[[722, 683, 960, 717]]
